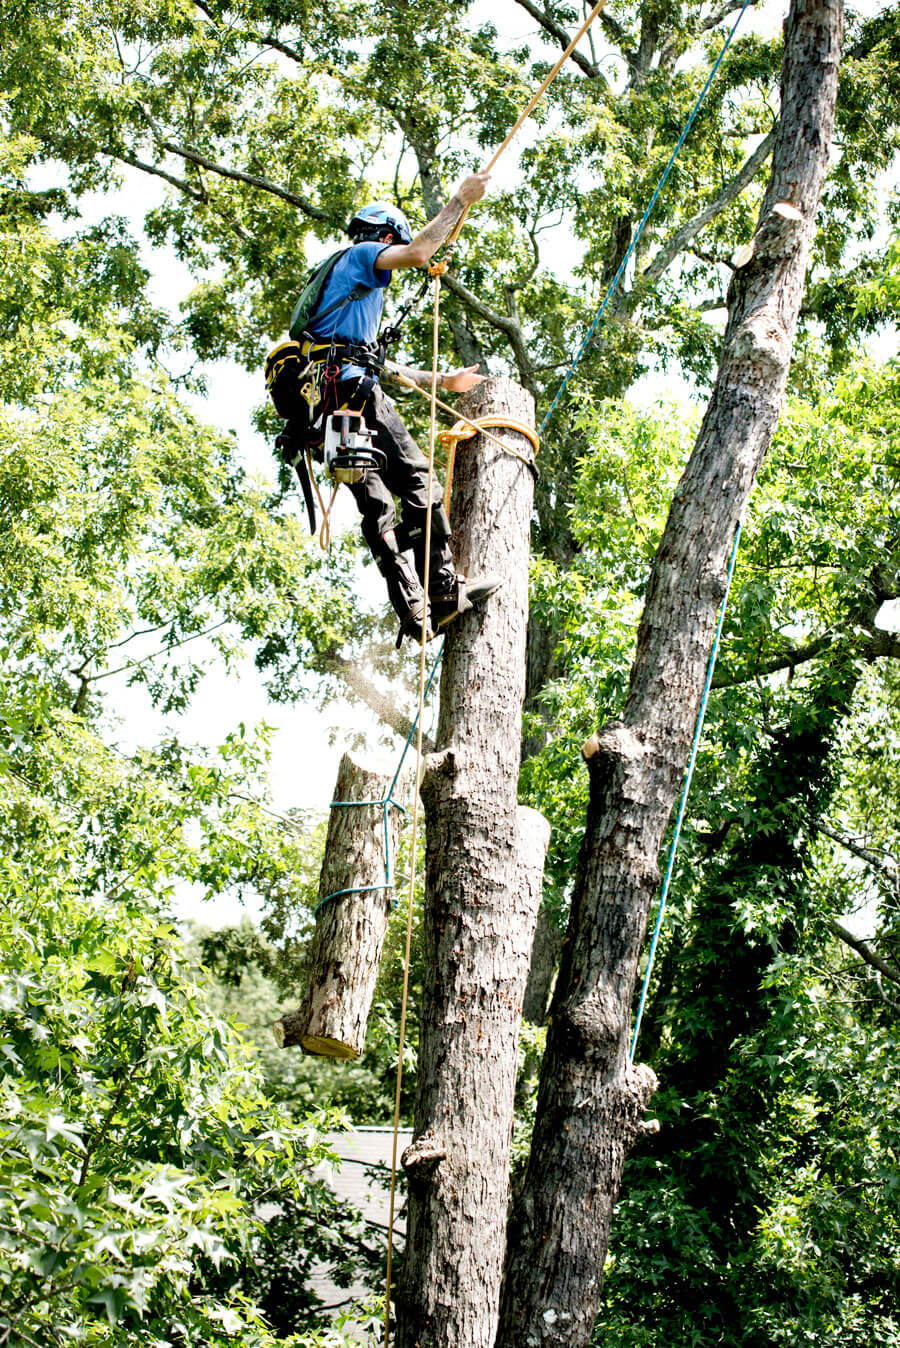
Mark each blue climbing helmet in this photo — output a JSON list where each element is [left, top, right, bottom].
[[347, 201, 413, 245]]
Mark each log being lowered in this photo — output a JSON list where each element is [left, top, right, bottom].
[[274, 752, 404, 1059]]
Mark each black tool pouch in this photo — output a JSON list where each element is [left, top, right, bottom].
[[265, 341, 323, 438]]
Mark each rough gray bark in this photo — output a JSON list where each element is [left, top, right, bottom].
[[396, 379, 549, 1348], [274, 753, 402, 1059], [497, 2, 844, 1343]]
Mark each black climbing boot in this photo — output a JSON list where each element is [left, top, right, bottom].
[[430, 572, 504, 629], [372, 528, 434, 643]]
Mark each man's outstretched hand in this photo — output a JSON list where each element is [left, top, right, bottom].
[[443, 365, 486, 393]]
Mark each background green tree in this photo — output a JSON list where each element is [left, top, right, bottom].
[[2, 0, 899, 1341]]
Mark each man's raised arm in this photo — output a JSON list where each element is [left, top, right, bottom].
[[377, 172, 490, 270]]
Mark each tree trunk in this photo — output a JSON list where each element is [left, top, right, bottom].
[[521, 906, 564, 1025], [396, 378, 548, 1348], [274, 753, 403, 1059], [497, 1, 844, 1343]]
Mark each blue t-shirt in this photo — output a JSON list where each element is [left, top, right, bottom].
[[306, 241, 392, 380]]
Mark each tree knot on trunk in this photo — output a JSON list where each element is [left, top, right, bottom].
[[582, 722, 645, 768], [699, 565, 729, 609], [401, 1131, 447, 1182], [560, 986, 622, 1056], [622, 1061, 659, 1144], [730, 311, 790, 377], [583, 722, 648, 810], [421, 746, 461, 806]]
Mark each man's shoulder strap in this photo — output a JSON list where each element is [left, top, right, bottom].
[[289, 246, 375, 339]]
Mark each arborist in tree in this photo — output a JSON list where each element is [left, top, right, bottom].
[[265, 171, 501, 643]]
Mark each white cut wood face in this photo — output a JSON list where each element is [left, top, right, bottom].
[[731, 241, 756, 268]]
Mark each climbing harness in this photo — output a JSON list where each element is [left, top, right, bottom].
[[267, 340, 388, 546], [540, 0, 754, 436], [629, 521, 743, 1060]]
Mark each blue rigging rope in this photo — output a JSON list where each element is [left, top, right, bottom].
[[629, 521, 743, 1060], [540, 0, 755, 437], [313, 646, 444, 915]]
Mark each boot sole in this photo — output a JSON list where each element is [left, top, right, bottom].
[[434, 578, 503, 629]]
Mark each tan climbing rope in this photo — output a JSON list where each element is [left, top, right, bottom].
[[443, 0, 609, 251], [383, 269, 443, 1348], [306, 446, 339, 551], [438, 415, 540, 511]]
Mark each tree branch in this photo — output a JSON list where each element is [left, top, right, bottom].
[[658, 1, 754, 66], [829, 919, 900, 986], [818, 823, 899, 885], [108, 150, 206, 204], [712, 631, 832, 687], [701, 0, 755, 32], [713, 624, 900, 689], [320, 649, 435, 752], [108, 150, 253, 240], [88, 618, 232, 684], [866, 628, 900, 660], [641, 129, 776, 287], [260, 33, 305, 63], [439, 269, 537, 387], [159, 140, 332, 220], [511, 0, 605, 79]]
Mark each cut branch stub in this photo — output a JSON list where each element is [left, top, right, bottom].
[[274, 753, 404, 1059]]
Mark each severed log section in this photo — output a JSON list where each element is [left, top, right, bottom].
[[273, 753, 403, 1059]]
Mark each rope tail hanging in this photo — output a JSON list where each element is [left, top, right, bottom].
[[305, 446, 338, 551]]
